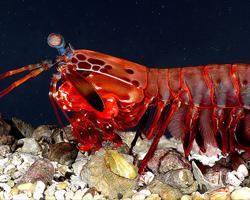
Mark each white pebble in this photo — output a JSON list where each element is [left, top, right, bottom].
[[139, 189, 151, 196], [0, 158, 8, 167], [70, 175, 87, 189], [0, 183, 11, 193], [231, 187, 250, 200], [225, 172, 242, 187], [55, 190, 66, 200], [82, 193, 93, 200], [33, 181, 46, 200], [72, 160, 87, 176], [12, 193, 29, 200], [132, 193, 146, 200], [237, 164, 249, 177], [138, 171, 154, 186], [73, 190, 86, 200], [0, 174, 10, 182], [65, 190, 74, 200]]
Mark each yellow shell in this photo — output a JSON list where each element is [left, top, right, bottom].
[[104, 150, 138, 179]]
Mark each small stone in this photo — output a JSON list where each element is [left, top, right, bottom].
[[0, 174, 10, 182], [145, 194, 161, 200], [18, 138, 41, 155], [148, 180, 182, 200], [19, 158, 54, 185], [209, 187, 231, 200], [65, 190, 74, 200], [10, 187, 19, 196], [192, 191, 209, 200], [56, 182, 68, 190], [12, 193, 29, 200], [17, 182, 35, 192], [0, 145, 10, 156], [33, 181, 46, 199], [7, 180, 15, 187], [48, 142, 78, 166], [132, 193, 146, 200], [139, 189, 151, 196], [72, 160, 88, 176], [82, 193, 93, 200], [231, 187, 250, 200], [45, 195, 56, 200], [73, 190, 86, 200], [54, 190, 66, 200], [181, 195, 192, 200]]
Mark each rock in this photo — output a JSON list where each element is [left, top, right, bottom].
[[12, 117, 34, 137], [17, 138, 42, 155], [191, 191, 209, 200], [161, 169, 195, 192], [73, 189, 86, 200], [0, 145, 10, 156], [82, 193, 93, 200], [0, 116, 14, 145], [104, 150, 138, 179], [147, 180, 182, 200], [55, 189, 66, 200], [209, 187, 231, 200], [231, 187, 250, 200], [12, 193, 29, 200], [138, 189, 151, 196], [17, 182, 35, 192], [48, 142, 78, 165], [145, 194, 161, 200], [0, 116, 11, 135], [33, 181, 46, 199], [72, 159, 88, 176], [192, 162, 225, 192], [138, 171, 155, 186], [19, 158, 54, 185], [132, 193, 146, 200], [65, 190, 74, 200], [32, 125, 53, 142], [81, 149, 137, 199], [56, 182, 68, 190], [147, 149, 191, 174]]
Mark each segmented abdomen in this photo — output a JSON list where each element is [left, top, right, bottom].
[[167, 64, 249, 109]]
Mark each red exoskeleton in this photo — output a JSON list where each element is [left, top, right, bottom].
[[0, 33, 249, 173]]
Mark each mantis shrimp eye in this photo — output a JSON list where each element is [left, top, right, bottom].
[[47, 33, 64, 48]]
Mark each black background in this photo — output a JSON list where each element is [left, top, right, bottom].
[[0, 0, 250, 126]]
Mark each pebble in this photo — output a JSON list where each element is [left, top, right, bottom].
[[139, 189, 151, 196], [0, 145, 10, 156], [65, 190, 74, 200], [33, 181, 46, 199], [145, 194, 161, 200], [181, 195, 192, 200], [0, 174, 10, 182], [12, 193, 29, 200], [72, 160, 88, 176], [148, 180, 182, 200], [18, 138, 42, 155], [54, 189, 66, 200], [0, 183, 11, 193], [73, 190, 86, 200], [82, 193, 94, 200], [56, 182, 68, 190], [17, 182, 35, 192], [231, 187, 250, 200], [132, 193, 146, 200]]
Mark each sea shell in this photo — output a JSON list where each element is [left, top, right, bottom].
[[104, 150, 138, 179]]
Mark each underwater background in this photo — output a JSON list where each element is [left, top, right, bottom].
[[1, 0, 250, 126]]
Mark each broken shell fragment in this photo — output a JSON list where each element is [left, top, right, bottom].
[[104, 150, 138, 179]]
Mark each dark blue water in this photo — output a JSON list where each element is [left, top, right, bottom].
[[0, 0, 250, 126]]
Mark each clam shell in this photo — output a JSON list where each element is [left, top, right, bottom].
[[104, 150, 138, 179]]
